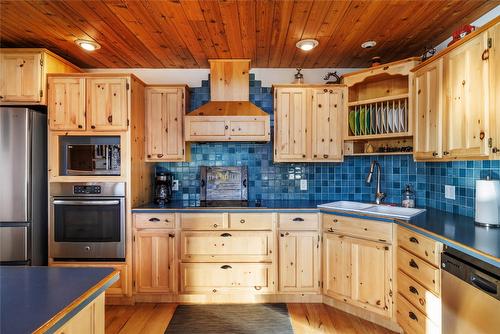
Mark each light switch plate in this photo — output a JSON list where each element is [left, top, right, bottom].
[[172, 180, 179, 191], [445, 185, 455, 200], [300, 179, 308, 191]]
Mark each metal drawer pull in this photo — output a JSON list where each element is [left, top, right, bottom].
[[328, 227, 334, 232], [409, 259, 419, 269], [213, 224, 218, 228], [409, 236, 419, 244], [149, 218, 160, 222], [408, 312, 418, 321], [240, 219, 246, 224], [332, 219, 338, 223], [409, 286, 419, 295], [254, 286, 262, 290], [168, 233, 175, 238], [220, 265, 232, 269], [220, 233, 232, 237], [292, 217, 304, 222]]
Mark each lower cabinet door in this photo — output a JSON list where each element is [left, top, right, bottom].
[[279, 231, 320, 293], [55, 293, 105, 334], [180, 263, 274, 294], [135, 230, 176, 293], [181, 231, 273, 262], [350, 238, 392, 316], [323, 233, 352, 300]]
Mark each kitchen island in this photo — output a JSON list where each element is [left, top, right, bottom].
[[0, 267, 119, 334]]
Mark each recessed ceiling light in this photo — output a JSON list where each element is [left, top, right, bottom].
[[75, 39, 101, 51], [361, 40, 377, 49], [296, 39, 319, 51]]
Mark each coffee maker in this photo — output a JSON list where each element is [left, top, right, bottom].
[[155, 171, 173, 204]]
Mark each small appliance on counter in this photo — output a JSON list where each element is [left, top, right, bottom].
[[401, 184, 416, 208], [475, 178, 500, 227], [155, 171, 173, 204], [200, 166, 248, 206]]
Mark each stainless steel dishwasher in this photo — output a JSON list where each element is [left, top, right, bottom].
[[441, 246, 500, 334]]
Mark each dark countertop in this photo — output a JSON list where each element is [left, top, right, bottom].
[[0, 267, 118, 334], [133, 201, 499, 266], [133, 200, 323, 211], [398, 208, 500, 266]]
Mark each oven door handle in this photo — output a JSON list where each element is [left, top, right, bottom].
[[52, 200, 120, 205]]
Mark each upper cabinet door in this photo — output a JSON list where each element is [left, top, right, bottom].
[[274, 88, 308, 161], [413, 59, 444, 160], [311, 88, 343, 161], [0, 52, 41, 102], [48, 77, 86, 131], [443, 32, 490, 159], [87, 78, 128, 131], [145, 87, 185, 161], [489, 22, 500, 158]]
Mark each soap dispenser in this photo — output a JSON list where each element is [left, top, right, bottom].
[[402, 184, 415, 208]]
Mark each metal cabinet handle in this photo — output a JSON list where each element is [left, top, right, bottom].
[[225, 125, 229, 130], [78, 125, 83, 129], [157, 154, 164, 158], [409, 286, 419, 295], [292, 217, 304, 222], [254, 286, 262, 290], [91, 125, 96, 129], [482, 49, 490, 60], [168, 233, 175, 238], [409, 259, 419, 269], [220, 233, 232, 237], [323, 154, 329, 158], [149, 218, 160, 222], [220, 265, 232, 269], [432, 152, 438, 157], [332, 219, 338, 223], [213, 224, 218, 228], [107, 115, 113, 123], [240, 219, 246, 224], [493, 147, 499, 154], [408, 312, 418, 321], [409, 236, 419, 244], [443, 151, 450, 156], [328, 227, 334, 232]]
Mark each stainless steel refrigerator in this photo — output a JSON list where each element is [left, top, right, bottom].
[[0, 107, 47, 265]]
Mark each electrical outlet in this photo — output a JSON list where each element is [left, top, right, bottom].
[[172, 180, 179, 191], [445, 185, 455, 200], [300, 179, 308, 191]]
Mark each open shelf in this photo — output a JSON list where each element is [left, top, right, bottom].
[[347, 93, 409, 107]]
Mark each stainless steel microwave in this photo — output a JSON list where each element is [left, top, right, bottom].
[[59, 136, 121, 176]]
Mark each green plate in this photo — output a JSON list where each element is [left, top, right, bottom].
[[359, 108, 366, 135], [355, 110, 360, 135], [365, 108, 371, 135], [349, 111, 356, 135]]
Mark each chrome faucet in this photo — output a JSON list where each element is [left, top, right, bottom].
[[366, 160, 386, 204]]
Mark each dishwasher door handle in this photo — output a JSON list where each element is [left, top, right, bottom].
[[470, 274, 498, 295]]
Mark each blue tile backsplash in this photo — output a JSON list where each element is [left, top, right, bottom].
[[157, 74, 499, 218]]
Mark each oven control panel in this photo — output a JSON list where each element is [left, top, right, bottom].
[[73, 185, 102, 194]]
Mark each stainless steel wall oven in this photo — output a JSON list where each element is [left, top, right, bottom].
[[50, 182, 125, 261]]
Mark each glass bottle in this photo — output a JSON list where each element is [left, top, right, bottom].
[[402, 184, 416, 208]]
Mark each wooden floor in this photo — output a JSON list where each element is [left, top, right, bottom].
[[106, 303, 395, 334]]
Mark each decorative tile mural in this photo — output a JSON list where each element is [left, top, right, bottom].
[[156, 74, 499, 218]]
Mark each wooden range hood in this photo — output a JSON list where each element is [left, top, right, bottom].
[[184, 59, 270, 142]]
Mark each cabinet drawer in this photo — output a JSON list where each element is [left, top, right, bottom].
[[279, 213, 318, 230], [397, 270, 441, 324], [181, 231, 273, 262], [398, 247, 440, 294], [228, 213, 273, 230], [322, 214, 392, 243], [134, 213, 175, 229], [398, 226, 441, 266], [180, 263, 274, 294], [181, 213, 226, 230], [397, 293, 440, 334]]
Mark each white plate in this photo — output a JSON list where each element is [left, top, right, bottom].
[[387, 107, 393, 132], [393, 105, 400, 132]]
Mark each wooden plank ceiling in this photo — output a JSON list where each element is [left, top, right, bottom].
[[0, 0, 498, 68]]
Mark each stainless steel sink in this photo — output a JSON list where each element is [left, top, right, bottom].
[[318, 201, 426, 220]]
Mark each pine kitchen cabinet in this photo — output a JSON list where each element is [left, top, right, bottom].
[[47, 75, 130, 132], [0, 48, 80, 105], [145, 86, 188, 161], [134, 230, 176, 294], [413, 16, 499, 161], [273, 85, 346, 162], [278, 213, 321, 293], [322, 214, 393, 318]]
